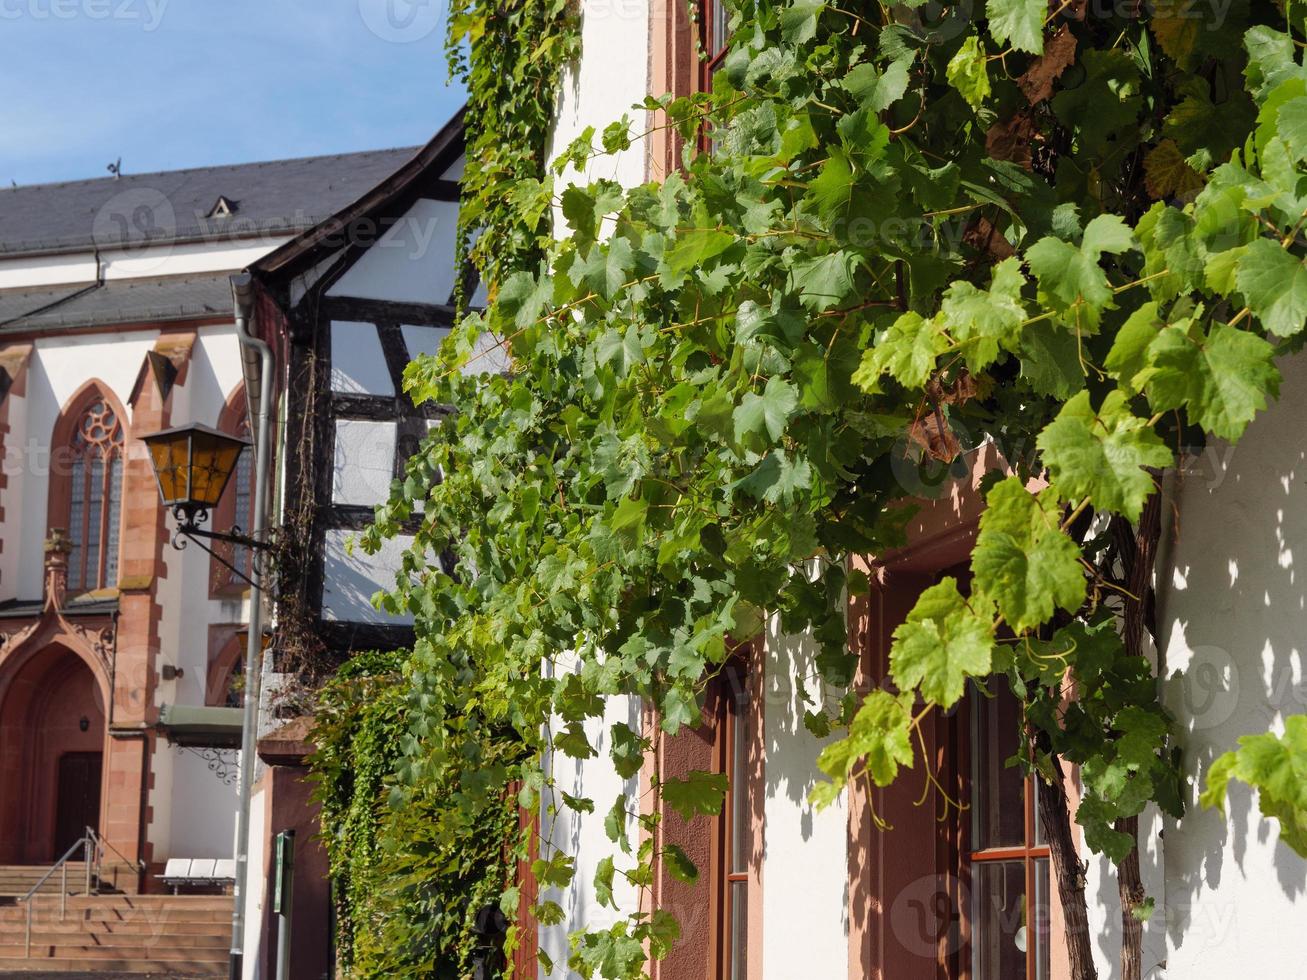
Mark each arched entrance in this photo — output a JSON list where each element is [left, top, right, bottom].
[[0, 645, 106, 863]]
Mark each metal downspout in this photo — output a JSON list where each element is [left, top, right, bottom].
[[228, 272, 273, 980]]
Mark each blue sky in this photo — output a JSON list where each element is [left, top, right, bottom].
[[0, 0, 466, 186]]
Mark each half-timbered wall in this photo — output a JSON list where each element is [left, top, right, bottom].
[[279, 154, 492, 656]]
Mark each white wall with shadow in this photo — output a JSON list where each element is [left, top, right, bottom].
[[1146, 350, 1307, 978]]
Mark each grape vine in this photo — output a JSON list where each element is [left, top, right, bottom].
[[360, 1, 1307, 976]]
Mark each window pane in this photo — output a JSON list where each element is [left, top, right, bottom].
[[973, 682, 1026, 850], [1034, 776, 1045, 845], [731, 684, 749, 874], [1034, 858, 1051, 980], [730, 879, 747, 980], [973, 860, 1027, 980], [233, 448, 253, 576], [69, 459, 86, 592], [104, 455, 122, 588], [87, 459, 103, 588], [711, 0, 728, 58]]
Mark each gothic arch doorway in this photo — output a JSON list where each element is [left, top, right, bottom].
[[0, 645, 106, 863]]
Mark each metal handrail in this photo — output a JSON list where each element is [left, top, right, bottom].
[[85, 825, 145, 890], [17, 830, 94, 957]]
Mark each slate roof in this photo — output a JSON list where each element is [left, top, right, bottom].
[[0, 594, 118, 619], [0, 273, 235, 334], [0, 146, 421, 256]]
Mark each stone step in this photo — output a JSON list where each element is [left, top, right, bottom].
[[6, 895, 232, 911], [11, 930, 231, 956], [0, 956, 224, 974], [0, 943, 228, 961], [0, 865, 91, 897], [0, 917, 230, 937], [0, 863, 140, 897], [0, 961, 224, 977]]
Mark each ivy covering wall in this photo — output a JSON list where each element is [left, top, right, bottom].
[[310, 651, 518, 977]]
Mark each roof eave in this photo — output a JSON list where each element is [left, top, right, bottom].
[[251, 106, 467, 283]]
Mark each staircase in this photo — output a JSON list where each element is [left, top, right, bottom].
[[0, 893, 231, 974]]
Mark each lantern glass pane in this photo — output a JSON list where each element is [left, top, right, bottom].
[[147, 437, 190, 504], [190, 435, 244, 507]]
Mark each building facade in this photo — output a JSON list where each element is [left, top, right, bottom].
[[525, 2, 1307, 979], [0, 141, 455, 969]]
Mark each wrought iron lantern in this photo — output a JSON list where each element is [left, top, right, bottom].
[[142, 422, 264, 584]]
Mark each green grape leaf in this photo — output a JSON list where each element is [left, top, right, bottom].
[[734, 376, 799, 443], [854, 312, 948, 390], [1104, 301, 1162, 393], [1037, 389, 1172, 521], [1145, 321, 1280, 442], [664, 228, 735, 278], [663, 844, 699, 884], [940, 257, 1028, 372], [813, 689, 916, 797], [659, 770, 729, 821], [987, 0, 1045, 54], [947, 35, 991, 110], [1235, 238, 1307, 338], [780, 0, 824, 44], [1026, 214, 1135, 332], [890, 578, 994, 708], [594, 856, 617, 908], [973, 478, 1087, 633], [1202, 716, 1307, 857]]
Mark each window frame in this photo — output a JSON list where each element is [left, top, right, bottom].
[[697, 0, 730, 96], [715, 658, 751, 980], [964, 682, 1053, 980]]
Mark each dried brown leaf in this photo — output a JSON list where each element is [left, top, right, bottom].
[[987, 111, 1037, 169], [1143, 139, 1205, 201], [1018, 25, 1078, 105], [964, 216, 1016, 260]]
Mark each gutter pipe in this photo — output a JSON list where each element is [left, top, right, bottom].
[[227, 272, 274, 980]]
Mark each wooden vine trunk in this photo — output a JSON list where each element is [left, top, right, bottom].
[[1116, 814, 1145, 980], [1038, 750, 1099, 980], [1111, 481, 1163, 980]]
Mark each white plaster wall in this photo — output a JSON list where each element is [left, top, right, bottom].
[[538, 8, 652, 971], [1148, 351, 1307, 978], [329, 320, 393, 395], [333, 419, 396, 505], [166, 751, 240, 858], [549, 0, 651, 192], [151, 326, 246, 859], [326, 198, 460, 305], [8, 323, 244, 859], [0, 239, 292, 290], [0, 381, 29, 602], [540, 664, 642, 979], [241, 780, 269, 980], [321, 528, 415, 623], [761, 619, 850, 979], [17, 330, 155, 597], [400, 324, 451, 361], [440, 155, 466, 181]]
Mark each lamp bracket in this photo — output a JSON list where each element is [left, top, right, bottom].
[[169, 505, 272, 591]]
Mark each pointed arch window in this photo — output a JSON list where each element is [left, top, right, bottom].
[[211, 386, 255, 594], [65, 398, 124, 592]]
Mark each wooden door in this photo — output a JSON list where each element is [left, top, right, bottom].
[[54, 751, 101, 859]]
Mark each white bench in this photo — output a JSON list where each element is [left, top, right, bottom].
[[158, 858, 237, 893]]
